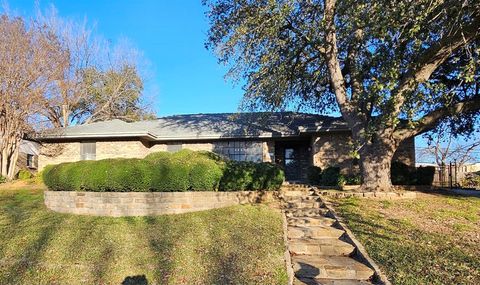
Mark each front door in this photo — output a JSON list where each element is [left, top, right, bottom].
[[275, 140, 310, 181]]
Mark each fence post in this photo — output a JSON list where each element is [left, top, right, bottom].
[[454, 160, 457, 187], [449, 162, 453, 189]]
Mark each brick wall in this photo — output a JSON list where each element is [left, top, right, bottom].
[[44, 191, 277, 217], [38, 140, 214, 170], [39, 135, 415, 173], [39, 142, 81, 170], [312, 133, 356, 173]]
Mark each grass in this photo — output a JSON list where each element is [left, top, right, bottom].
[[0, 185, 287, 285], [331, 193, 480, 285]]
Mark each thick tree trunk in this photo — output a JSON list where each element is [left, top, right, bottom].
[[7, 144, 19, 180], [359, 141, 396, 192]]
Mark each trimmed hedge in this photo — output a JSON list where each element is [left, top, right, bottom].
[[219, 161, 285, 191], [416, 166, 436, 185], [43, 150, 284, 192]]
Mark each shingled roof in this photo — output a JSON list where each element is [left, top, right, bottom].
[[39, 112, 349, 141]]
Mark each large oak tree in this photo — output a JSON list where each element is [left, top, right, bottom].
[[204, 0, 480, 190]]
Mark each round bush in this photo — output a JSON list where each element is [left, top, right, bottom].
[[17, 169, 32, 180], [321, 166, 342, 186], [306, 166, 322, 185]]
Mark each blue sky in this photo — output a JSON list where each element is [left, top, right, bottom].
[[11, 0, 243, 116]]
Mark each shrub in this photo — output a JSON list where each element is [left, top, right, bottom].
[[391, 161, 416, 185], [43, 159, 152, 192], [219, 161, 256, 191], [416, 166, 436, 186], [344, 174, 362, 185], [461, 172, 480, 188], [0, 176, 6, 184], [43, 150, 284, 192], [148, 150, 225, 191], [219, 161, 284, 191], [320, 166, 342, 186], [391, 162, 436, 186], [17, 169, 32, 180], [260, 163, 285, 190], [306, 166, 322, 185]]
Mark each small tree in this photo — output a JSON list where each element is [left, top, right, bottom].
[[420, 121, 480, 167], [204, 0, 480, 191], [81, 65, 152, 123], [37, 8, 153, 127]]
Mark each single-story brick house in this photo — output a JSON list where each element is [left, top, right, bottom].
[[38, 112, 415, 181]]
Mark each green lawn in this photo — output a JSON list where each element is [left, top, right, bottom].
[[332, 194, 480, 285], [0, 186, 287, 284]]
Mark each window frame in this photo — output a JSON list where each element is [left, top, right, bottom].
[[80, 141, 96, 160], [26, 154, 35, 169]]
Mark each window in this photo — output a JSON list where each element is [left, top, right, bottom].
[[167, 144, 182, 152], [215, 141, 263, 162], [80, 141, 96, 160], [285, 148, 295, 166], [26, 154, 35, 168]]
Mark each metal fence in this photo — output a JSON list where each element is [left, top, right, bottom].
[[432, 162, 467, 188]]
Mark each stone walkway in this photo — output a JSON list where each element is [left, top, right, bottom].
[[281, 185, 375, 285]]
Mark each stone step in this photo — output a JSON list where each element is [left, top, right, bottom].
[[283, 195, 322, 202], [294, 277, 372, 285], [293, 256, 374, 280], [289, 238, 355, 256], [288, 226, 345, 240], [285, 208, 329, 218], [288, 217, 337, 227], [282, 183, 312, 188], [286, 201, 325, 209], [282, 190, 313, 197]]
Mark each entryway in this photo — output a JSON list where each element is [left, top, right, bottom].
[[274, 140, 311, 181]]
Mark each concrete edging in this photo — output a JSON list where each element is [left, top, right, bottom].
[[322, 199, 392, 285], [44, 190, 277, 217]]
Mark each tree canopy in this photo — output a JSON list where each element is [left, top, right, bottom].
[[0, 8, 153, 180], [204, 0, 480, 190]]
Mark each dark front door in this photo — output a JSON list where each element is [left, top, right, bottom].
[[275, 140, 310, 181]]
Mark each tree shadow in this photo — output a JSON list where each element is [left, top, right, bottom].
[[123, 215, 177, 285], [294, 262, 320, 284], [122, 274, 148, 285], [0, 204, 67, 284]]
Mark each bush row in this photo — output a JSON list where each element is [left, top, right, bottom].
[[307, 162, 436, 186], [43, 150, 285, 192], [306, 166, 356, 186], [391, 162, 436, 185]]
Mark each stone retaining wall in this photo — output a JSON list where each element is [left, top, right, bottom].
[[44, 191, 277, 217]]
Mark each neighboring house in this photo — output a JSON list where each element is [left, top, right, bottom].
[[460, 162, 480, 173], [38, 112, 415, 181], [16, 139, 40, 174]]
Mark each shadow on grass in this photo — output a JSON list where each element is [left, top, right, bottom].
[[122, 274, 148, 285], [122, 215, 177, 284], [0, 190, 67, 284]]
